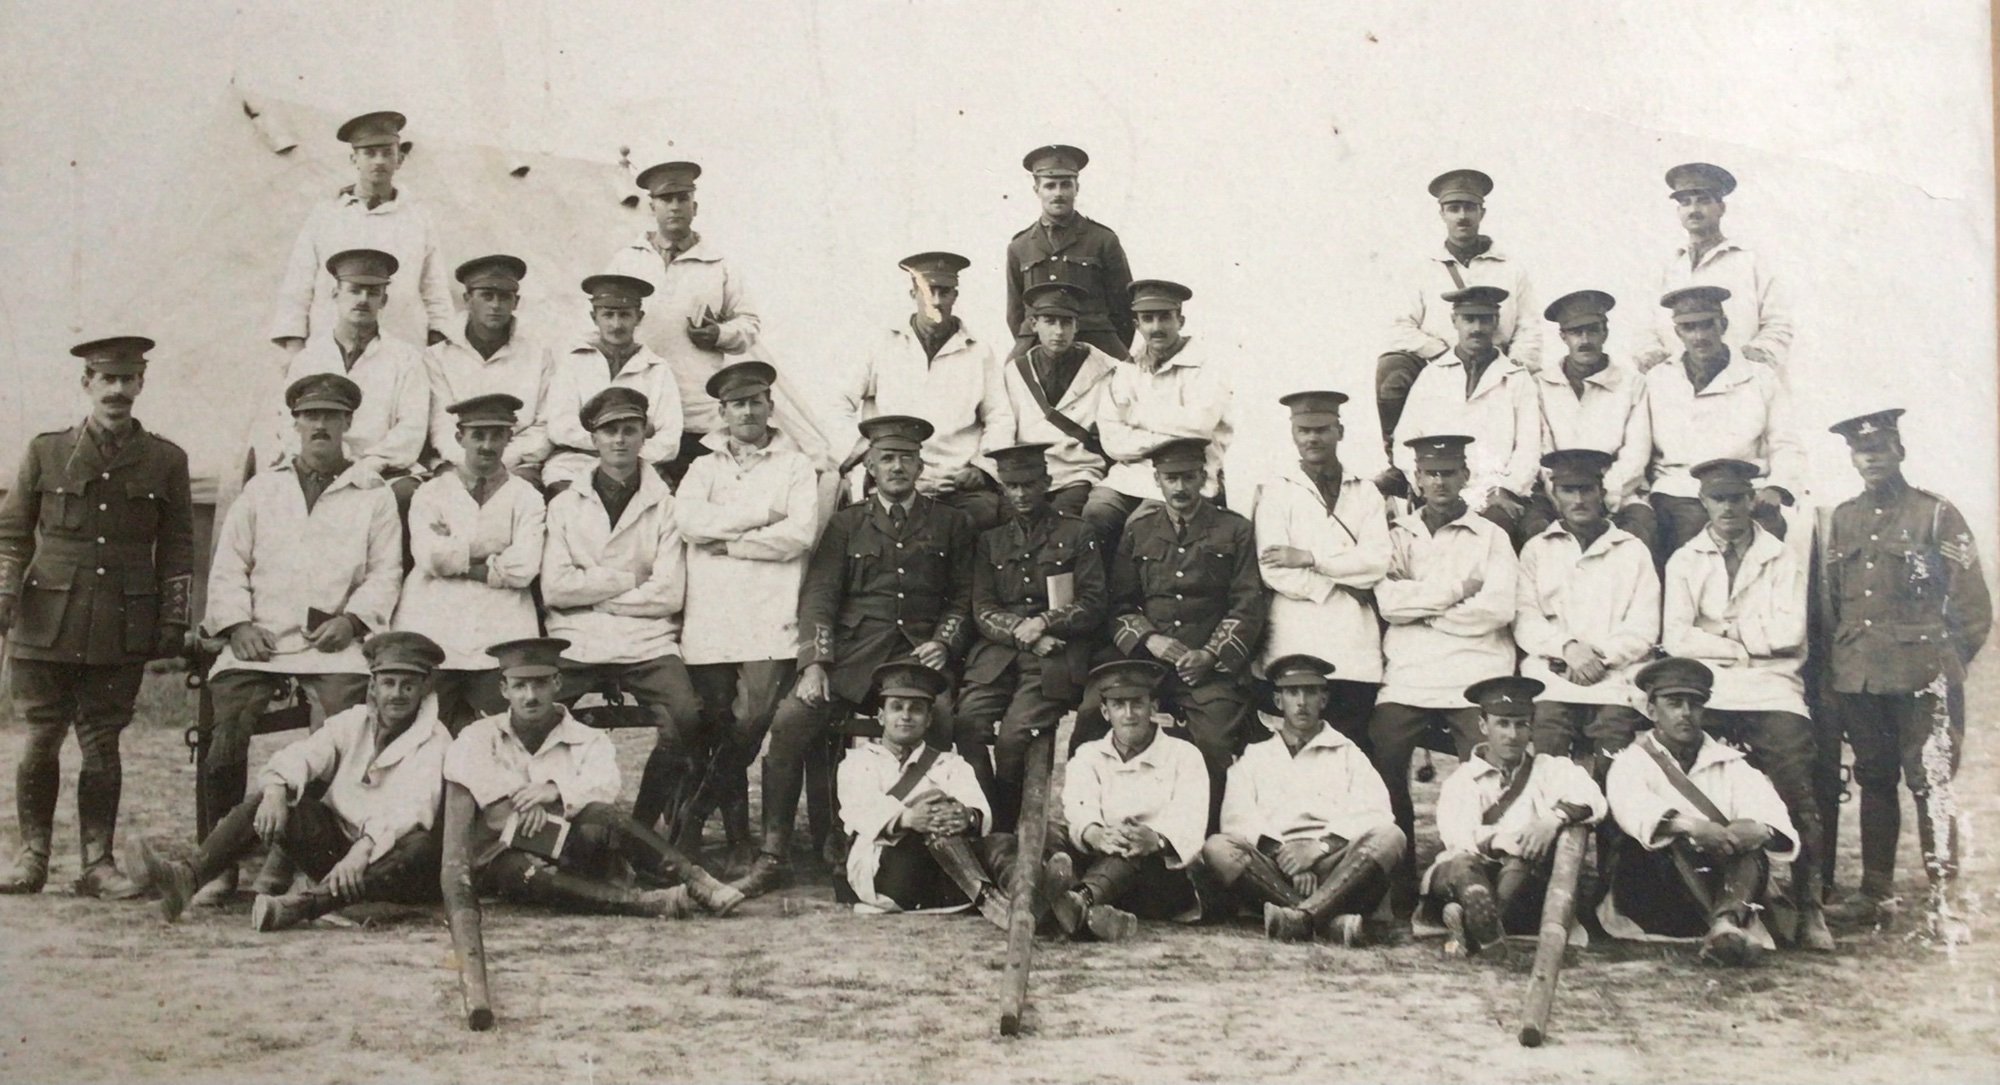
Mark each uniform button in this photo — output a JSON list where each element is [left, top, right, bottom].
[[1175, 571, 1184, 578], [1175, 594, 1184, 600], [96, 537, 105, 544], [98, 504, 107, 511], [1866, 562, 1874, 570], [101, 472, 110, 480], [1870, 534, 1878, 541], [1863, 589, 1872, 596], [1864, 620, 1873, 627], [896, 592, 905, 599], [1178, 547, 1186, 553], [897, 568, 905, 574], [95, 567, 105, 575]]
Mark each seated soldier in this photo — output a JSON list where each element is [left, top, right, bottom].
[[197, 373, 403, 898], [955, 442, 1107, 831], [1599, 657, 1800, 966], [542, 274, 684, 491], [137, 632, 453, 931], [540, 386, 703, 834], [1051, 660, 1209, 942], [393, 393, 545, 734], [438, 637, 741, 917], [1420, 676, 1605, 958], [842, 661, 1050, 926], [1200, 654, 1405, 946]]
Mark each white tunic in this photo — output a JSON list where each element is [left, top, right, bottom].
[[393, 472, 546, 671], [541, 466, 686, 665], [444, 708, 621, 868], [1218, 725, 1396, 845], [264, 333, 431, 476], [1376, 508, 1518, 708], [1063, 732, 1209, 869], [1514, 522, 1660, 706], [1385, 244, 1542, 372], [258, 697, 452, 857], [1638, 239, 1794, 372], [422, 327, 555, 470], [1642, 356, 1805, 500], [676, 429, 819, 664], [1250, 464, 1390, 683], [267, 185, 454, 348], [202, 461, 402, 677], [542, 343, 684, 489], [1097, 338, 1233, 500], [1662, 525, 1808, 714], [999, 344, 1118, 491], [1394, 351, 1542, 504], [1533, 360, 1652, 507], [838, 740, 993, 914], [840, 319, 1014, 489], [603, 233, 763, 435], [1426, 750, 1606, 880]]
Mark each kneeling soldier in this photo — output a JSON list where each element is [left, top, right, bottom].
[[1420, 676, 1605, 957], [1052, 660, 1208, 941], [1199, 654, 1405, 945], [438, 638, 742, 918], [1598, 657, 1799, 965], [139, 632, 453, 931]]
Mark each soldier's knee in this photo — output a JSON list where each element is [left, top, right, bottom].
[[1199, 833, 1253, 877], [1355, 822, 1408, 867], [1375, 351, 1423, 398]]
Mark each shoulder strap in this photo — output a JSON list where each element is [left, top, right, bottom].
[[885, 745, 944, 802], [1638, 736, 1730, 824], [1443, 259, 1468, 291], [1480, 757, 1538, 826], [1012, 352, 1107, 458]]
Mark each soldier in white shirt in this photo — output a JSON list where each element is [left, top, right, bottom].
[[1376, 168, 1539, 461], [139, 632, 452, 931], [438, 638, 741, 919], [542, 275, 683, 492], [1600, 658, 1800, 965], [1390, 286, 1541, 547], [541, 387, 702, 836], [1199, 655, 1404, 945], [839, 252, 1013, 531], [1421, 676, 1606, 958], [268, 111, 452, 354], [198, 374, 401, 891], [999, 283, 1119, 517], [1254, 390, 1391, 743], [266, 248, 433, 513], [422, 255, 553, 489], [393, 394, 545, 734], [675, 362, 819, 863], [1532, 290, 1656, 550], [1642, 285, 1802, 566], [1085, 279, 1232, 551], [1516, 449, 1659, 781], [1051, 660, 1208, 942], [1634, 164, 1794, 378], [1662, 459, 1830, 949], [1367, 434, 1518, 902]]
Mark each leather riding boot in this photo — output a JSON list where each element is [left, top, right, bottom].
[[1, 752, 59, 894], [630, 743, 685, 835], [0, 833, 51, 895], [511, 860, 695, 918], [1856, 787, 1900, 901], [732, 851, 789, 897], [601, 808, 743, 916], [135, 840, 198, 921], [1299, 851, 1390, 943], [73, 772, 142, 900], [720, 762, 753, 868], [251, 886, 341, 932], [929, 834, 1009, 929], [1234, 851, 1307, 909]]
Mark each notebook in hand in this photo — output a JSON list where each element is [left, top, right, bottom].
[[500, 809, 571, 861]]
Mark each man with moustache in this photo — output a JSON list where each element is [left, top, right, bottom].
[[542, 274, 683, 491], [1634, 164, 1794, 378], [0, 335, 193, 898], [269, 111, 453, 353], [999, 282, 1120, 518], [1004, 145, 1134, 361], [1531, 290, 1655, 549], [422, 255, 554, 490]]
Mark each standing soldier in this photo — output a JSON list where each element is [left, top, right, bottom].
[[1253, 390, 1392, 744], [736, 416, 977, 896], [1532, 290, 1655, 548], [839, 251, 1015, 532], [604, 160, 768, 483], [953, 443, 1108, 831], [542, 274, 683, 490], [1087, 279, 1233, 551], [1005, 145, 1134, 360], [1822, 410, 1991, 929], [999, 282, 1120, 517], [422, 255, 554, 490], [1634, 164, 1794, 378], [1377, 169, 1539, 461], [1099, 438, 1267, 827], [268, 111, 452, 354], [0, 336, 193, 897]]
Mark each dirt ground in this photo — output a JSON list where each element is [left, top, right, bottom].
[[1, 667, 1996, 1084]]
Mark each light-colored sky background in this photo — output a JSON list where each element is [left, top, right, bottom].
[[1, 1, 1992, 543]]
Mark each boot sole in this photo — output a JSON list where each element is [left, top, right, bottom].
[[1085, 905, 1139, 942], [250, 894, 278, 932]]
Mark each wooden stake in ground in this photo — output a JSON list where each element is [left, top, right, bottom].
[[1518, 823, 1589, 1047], [999, 708, 1074, 1037], [440, 785, 495, 1031]]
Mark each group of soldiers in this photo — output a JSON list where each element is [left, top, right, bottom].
[[0, 114, 1988, 979]]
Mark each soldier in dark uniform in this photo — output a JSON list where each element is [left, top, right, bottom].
[[1821, 409, 1991, 928], [1089, 437, 1268, 828], [1005, 145, 1134, 361], [0, 335, 194, 897], [953, 443, 1108, 830], [736, 415, 977, 895]]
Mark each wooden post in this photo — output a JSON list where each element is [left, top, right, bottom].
[[1518, 824, 1589, 1047], [441, 785, 494, 1031], [998, 728, 1055, 1036]]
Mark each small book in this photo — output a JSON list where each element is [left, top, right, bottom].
[[1046, 572, 1075, 610], [686, 304, 717, 328], [500, 809, 570, 861]]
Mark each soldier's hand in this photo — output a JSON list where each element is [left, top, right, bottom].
[[1146, 635, 1190, 664], [1292, 872, 1318, 898], [431, 519, 454, 538], [0, 592, 14, 633], [685, 321, 722, 351], [1681, 818, 1734, 855], [1124, 822, 1164, 856], [1456, 576, 1486, 603], [307, 614, 359, 653], [950, 466, 989, 493], [466, 560, 490, 583], [899, 796, 940, 834], [230, 623, 278, 663], [912, 641, 949, 671], [154, 623, 189, 661], [1740, 345, 1775, 367], [1176, 648, 1217, 685], [1031, 635, 1063, 657], [1724, 818, 1774, 854], [509, 781, 560, 814], [254, 785, 290, 845], [1275, 838, 1326, 877], [1561, 641, 1608, 686], [1259, 545, 1315, 569], [1517, 815, 1564, 864], [795, 664, 833, 706], [1012, 616, 1049, 648], [1754, 486, 1786, 512], [1634, 348, 1669, 372], [325, 843, 371, 900], [1488, 489, 1526, 518]]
